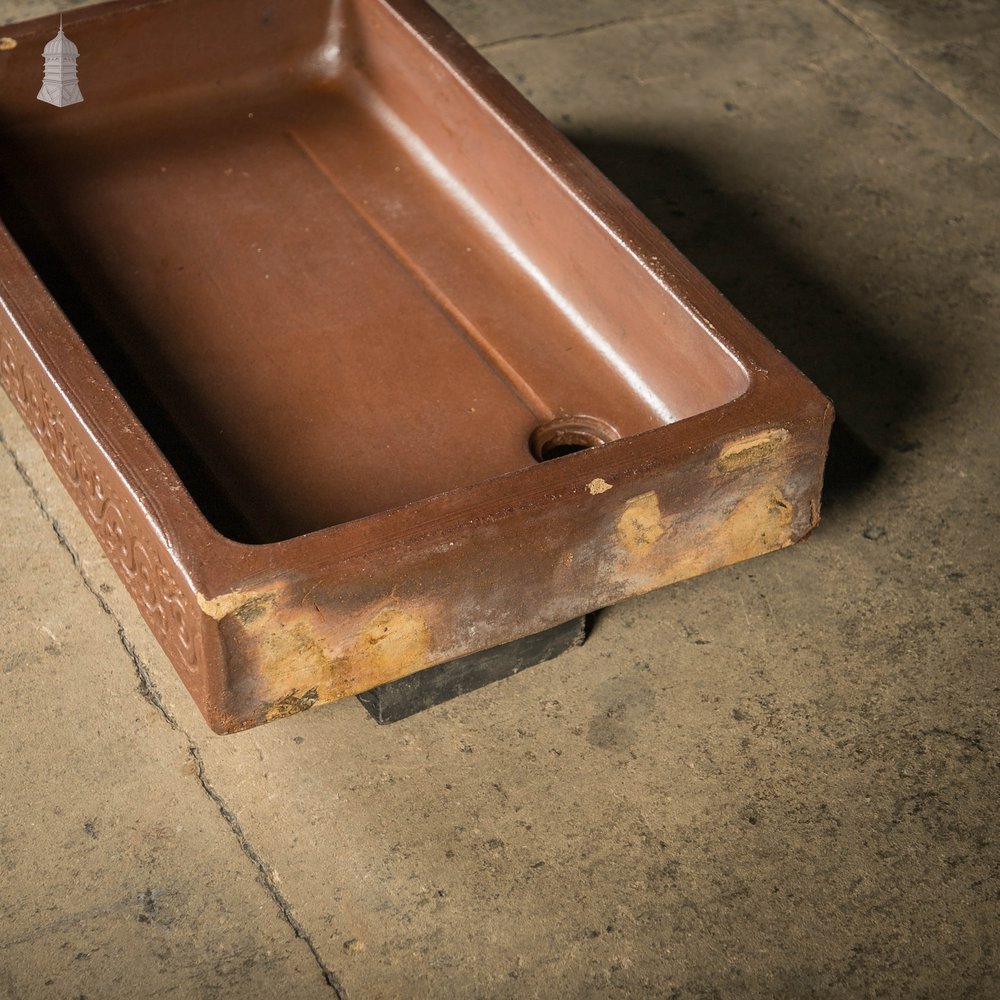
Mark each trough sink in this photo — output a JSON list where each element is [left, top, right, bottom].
[[0, 0, 833, 732]]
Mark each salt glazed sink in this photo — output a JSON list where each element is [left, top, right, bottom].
[[0, 0, 832, 733]]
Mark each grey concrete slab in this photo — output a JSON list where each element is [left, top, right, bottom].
[[1, 0, 998, 998], [0, 411, 336, 998], [827, 0, 1000, 137]]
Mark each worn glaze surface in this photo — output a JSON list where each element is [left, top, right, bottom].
[[0, 0, 831, 732]]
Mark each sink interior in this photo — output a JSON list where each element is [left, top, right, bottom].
[[0, 0, 749, 543]]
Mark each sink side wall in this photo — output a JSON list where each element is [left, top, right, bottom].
[[342, 0, 751, 426]]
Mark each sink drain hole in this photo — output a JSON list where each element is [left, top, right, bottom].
[[530, 416, 619, 462]]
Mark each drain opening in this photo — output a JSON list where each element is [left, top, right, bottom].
[[530, 416, 619, 463]]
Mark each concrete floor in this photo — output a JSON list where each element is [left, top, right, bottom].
[[1, 0, 998, 997]]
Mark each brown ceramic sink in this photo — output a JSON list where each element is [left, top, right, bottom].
[[0, 0, 832, 733]]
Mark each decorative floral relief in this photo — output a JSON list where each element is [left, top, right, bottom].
[[0, 333, 201, 673]]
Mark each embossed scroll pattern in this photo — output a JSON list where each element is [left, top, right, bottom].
[[0, 333, 201, 673]]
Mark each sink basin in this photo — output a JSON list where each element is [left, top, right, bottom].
[[0, 0, 832, 732]]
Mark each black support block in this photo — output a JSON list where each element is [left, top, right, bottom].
[[357, 617, 587, 724]]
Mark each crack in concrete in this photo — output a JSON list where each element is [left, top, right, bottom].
[[478, 14, 664, 51], [188, 748, 349, 998], [477, 4, 772, 52], [819, 0, 1000, 143], [0, 430, 179, 723], [0, 428, 348, 1000]]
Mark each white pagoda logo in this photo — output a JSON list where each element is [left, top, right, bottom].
[[37, 16, 83, 108]]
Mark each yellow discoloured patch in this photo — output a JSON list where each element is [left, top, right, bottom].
[[617, 491, 666, 553], [219, 591, 434, 721], [264, 619, 331, 672], [717, 428, 789, 472], [601, 463, 801, 611], [0, 38, 17, 51], [586, 477, 613, 495], [196, 586, 274, 621], [719, 486, 791, 566], [352, 606, 430, 681], [626, 484, 796, 590]]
